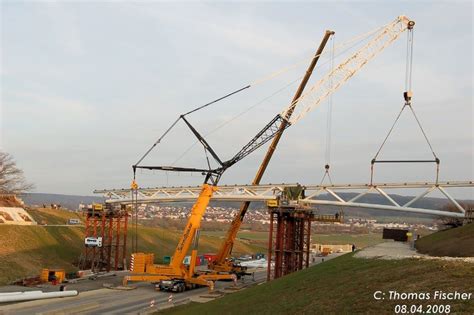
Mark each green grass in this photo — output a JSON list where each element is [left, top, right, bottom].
[[0, 225, 84, 284], [416, 223, 474, 257], [237, 231, 269, 241], [131, 226, 266, 264], [0, 208, 266, 284], [27, 207, 83, 225], [163, 254, 474, 314], [201, 230, 268, 241]]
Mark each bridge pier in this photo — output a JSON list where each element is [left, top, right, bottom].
[[78, 204, 129, 272], [267, 208, 313, 281]]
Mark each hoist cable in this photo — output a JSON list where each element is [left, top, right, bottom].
[[408, 105, 438, 159], [408, 30, 414, 91], [319, 169, 333, 186], [204, 147, 212, 171], [134, 85, 250, 168], [405, 29, 415, 91], [325, 35, 335, 165], [171, 76, 304, 166], [170, 31, 369, 167], [372, 104, 406, 161], [320, 36, 336, 186], [182, 85, 251, 116], [405, 31, 410, 91], [168, 23, 382, 172], [371, 24, 439, 185], [134, 116, 181, 167], [134, 22, 391, 171]]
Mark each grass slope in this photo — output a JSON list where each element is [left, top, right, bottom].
[[0, 208, 265, 285], [416, 223, 474, 257], [27, 207, 83, 225], [164, 254, 474, 314], [0, 225, 84, 284]]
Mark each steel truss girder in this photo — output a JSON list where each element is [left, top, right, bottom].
[[95, 181, 473, 218]]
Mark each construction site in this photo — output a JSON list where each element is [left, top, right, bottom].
[[1, 2, 473, 315]]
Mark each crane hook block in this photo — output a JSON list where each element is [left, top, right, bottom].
[[131, 180, 138, 190], [404, 91, 413, 103]]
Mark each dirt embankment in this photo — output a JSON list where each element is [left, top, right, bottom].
[[0, 195, 24, 207]]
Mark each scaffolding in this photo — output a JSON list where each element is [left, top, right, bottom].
[[267, 207, 313, 281], [78, 204, 129, 272]]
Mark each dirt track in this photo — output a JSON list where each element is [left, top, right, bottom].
[[355, 241, 474, 263]]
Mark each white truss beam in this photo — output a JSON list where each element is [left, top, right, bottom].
[[95, 181, 473, 218]]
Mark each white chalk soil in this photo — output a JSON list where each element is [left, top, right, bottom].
[[355, 241, 474, 263], [354, 241, 418, 260]]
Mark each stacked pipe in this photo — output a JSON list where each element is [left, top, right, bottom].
[[0, 290, 78, 303]]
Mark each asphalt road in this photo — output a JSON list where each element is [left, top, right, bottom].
[[0, 254, 342, 315], [0, 274, 262, 315]]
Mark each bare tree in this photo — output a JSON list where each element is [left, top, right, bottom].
[[0, 151, 34, 194]]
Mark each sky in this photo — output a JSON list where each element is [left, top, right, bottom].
[[1, 1, 472, 198]]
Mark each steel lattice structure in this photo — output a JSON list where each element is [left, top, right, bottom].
[[95, 180, 472, 218]]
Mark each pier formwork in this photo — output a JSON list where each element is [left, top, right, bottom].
[[267, 207, 312, 281], [79, 204, 129, 272]]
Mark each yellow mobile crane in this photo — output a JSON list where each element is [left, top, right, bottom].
[[125, 184, 227, 291], [124, 97, 303, 290], [124, 15, 414, 290], [209, 30, 334, 275], [209, 16, 415, 276]]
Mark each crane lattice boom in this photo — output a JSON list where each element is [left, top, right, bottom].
[[281, 15, 413, 125]]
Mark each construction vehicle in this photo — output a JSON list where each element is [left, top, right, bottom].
[[125, 185, 237, 290], [124, 16, 414, 290], [209, 16, 415, 276], [123, 29, 334, 287], [266, 185, 344, 223], [124, 86, 311, 289], [40, 268, 65, 285], [209, 30, 335, 276]]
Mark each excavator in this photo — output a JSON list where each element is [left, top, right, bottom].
[[124, 15, 414, 291]]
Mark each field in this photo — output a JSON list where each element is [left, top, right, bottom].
[[27, 207, 83, 225], [200, 230, 268, 240], [0, 225, 84, 285], [164, 253, 474, 314], [202, 230, 385, 250]]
